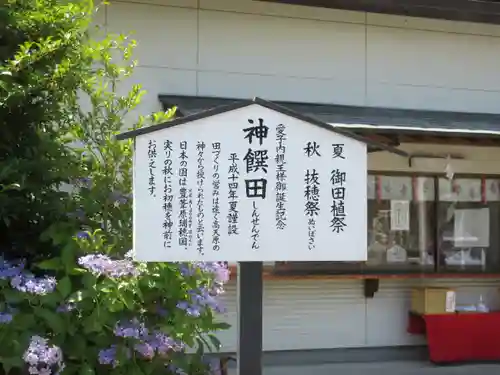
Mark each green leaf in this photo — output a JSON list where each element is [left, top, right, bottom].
[[196, 337, 205, 356], [57, 276, 72, 298], [3, 289, 25, 304], [61, 243, 76, 271], [107, 299, 124, 312], [208, 334, 222, 350], [79, 363, 94, 375], [2, 356, 23, 373], [14, 313, 36, 329], [83, 315, 102, 334], [36, 258, 62, 271], [36, 307, 66, 334], [210, 322, 231, 330]]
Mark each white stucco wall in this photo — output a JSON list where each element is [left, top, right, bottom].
[[100, 0, 500, 119]]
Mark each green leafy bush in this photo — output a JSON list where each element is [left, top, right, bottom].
[[0, 1, 231, 374], [0, 0, 91, 264]]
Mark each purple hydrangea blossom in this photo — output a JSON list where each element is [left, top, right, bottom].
[[101, 327, 184, 364], [78, 254, 140, 278], [74, 177, 92, 189], [151, 304, 168, 317], [113, 318, 148, 339], [98, 345, 131, 367], [179, 263, 196, 277], [178, 262, 229, 299], [135, 331, 184, 358], [76, 231, 90, 240], [148, 331, 183, 355], [56, 302, 76, 313], [176, 301, 201, 317], [167, 364, 187, 375], [98, 346, 117, 366], [23, 336, 64, 375], [110, 191, 130, 205], [11, 274, 56, 295], [191, 262, 230, 287], [133, 342, 155, 359], [0, 311, 13, 324], [191, 287, 226, 314], [0, 258, 24, 280]]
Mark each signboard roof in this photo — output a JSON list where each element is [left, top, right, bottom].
[[119, 98, 402, 262]]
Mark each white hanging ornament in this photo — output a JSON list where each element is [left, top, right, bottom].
[[444, 155, 454, 180]]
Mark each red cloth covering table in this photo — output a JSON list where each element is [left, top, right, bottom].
[[407, 311, 500, 364]]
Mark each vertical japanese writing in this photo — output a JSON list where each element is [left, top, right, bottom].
[[178, 141, 188, 248], [188, 189, 193, 247], [304, 140, 321, 247], [147, 140, 157, 196], [196, 142, 206, 255], [330, 144, 347, 233], [228, 153, 240, 236], [305, 169, 320, 250], [275, 124, 287, 230], [212, 142, 221, 251], [332, 144, 345, 159], [304, 141, 321, 158], [251, 201, 260, 249], [162, 140, 173, 248], [243, 118, 269, 250]]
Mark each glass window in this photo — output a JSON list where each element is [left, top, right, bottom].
[[365, 175, 435, 272], [274, 174, 436, 275], [273, 174, 500, 276], [437, 178, 500, 272]]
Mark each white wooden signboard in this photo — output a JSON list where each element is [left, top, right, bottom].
[[128, 100, 368, 262]]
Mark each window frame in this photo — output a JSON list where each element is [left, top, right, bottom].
[[273, 171, 500, 277]]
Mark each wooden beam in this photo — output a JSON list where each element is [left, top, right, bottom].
[[257, 0, 500, 25], [227, 265, 500, 280]]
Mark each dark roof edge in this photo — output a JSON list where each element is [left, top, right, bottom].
[[116, 97, 409, 157], [158, 94, 500, 120], [116, 99, 251, 140], [158, 94, 500, 137]]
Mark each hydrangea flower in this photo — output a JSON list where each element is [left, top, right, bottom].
[[23, 336, 64, 375], [98, 346, 117, 366], [193, 262, 230, 284], [110, 191, 130, 205], [78, 254, 140, 278], [56, 302, 76, 313], [98, 345, 131, 367], [113, 318, 148, 339], [176, 301, 201, 317], [136, 331, 184, 358], [0, 257, 24, 280], [166, 364, 187, 375], [134, 342, 155, 359], [151, 303, 168, 317], [11, 274, 56, 295], [73, 177, 92, 189], [0, 311, 13, 324], [101, 329, 183, 365], [190, 287, 226, 314], [76, 231, 90, 240]]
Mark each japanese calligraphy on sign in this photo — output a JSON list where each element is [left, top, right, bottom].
[[130, 102, 367, 262]]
